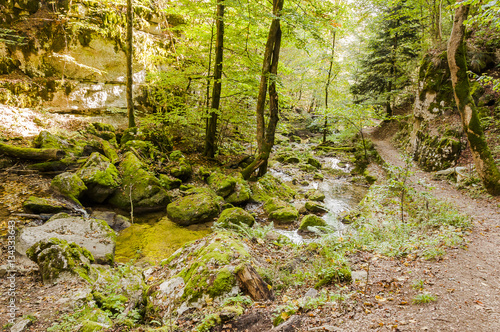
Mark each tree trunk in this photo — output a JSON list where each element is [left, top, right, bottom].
[[236, 264, 275, 301], [242, 0, 284, 179], [447, 3, 500, 195], [126, 0, 135, 128], [204, 2, 225, 158], [323, 31, 336, 144], [0, 142, 65, 161]]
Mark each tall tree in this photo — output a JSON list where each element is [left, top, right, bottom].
[[126, 0, 135, 128], [351, 0, 419, 116], [205, 1, 225, 158], [242, 0, 284, 179], [323, 30, 336, 144], [447, 2, 500, 195]]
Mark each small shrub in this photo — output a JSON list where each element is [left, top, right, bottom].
[[413, 292, 437, 304]]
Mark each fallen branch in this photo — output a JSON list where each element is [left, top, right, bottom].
[[0, 142, 65, 161]]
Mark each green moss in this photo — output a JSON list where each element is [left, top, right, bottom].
[[263, 197, 288, 214], [314, 266, 352, 289], [208, 268, 236, 298], [305, 201, 328, 213], [269, 207, 299, 223], [250, 174, 296, 203], [51, 172, 87, 205], [305, 189, 325, 202], [170, 158, 193, 181], [23, 196, 67, 213], [76, 152, 121, 203], [207, 172, 237, 197], [115, 217, 211, 263], [299, 214, 326, 230], [216, 207, 255, 228], [225, 176, 252, 205], [166, 193, 220, 226]]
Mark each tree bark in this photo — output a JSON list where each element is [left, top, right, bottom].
[[0, 142, 65, 161], [242, 0, 284, 179], [323, 31, 336, 144], [236, 264, 275, 301], [204, 2, 225, 158], [126, 0, 135, 128], [447, 3, 500, 195]]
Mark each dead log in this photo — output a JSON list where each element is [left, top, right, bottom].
[[0, 142, 65, 161], [236, 263, 275, 301]]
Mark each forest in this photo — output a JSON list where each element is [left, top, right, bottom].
[[0, 0, 499, 331]]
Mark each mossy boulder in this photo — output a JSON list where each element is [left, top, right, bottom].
[[269, 207, 299, 224], [307, 157, 322, 169], [120, 127, 143, 146], [146, 233, 251, 316], [313, 172, 324, 180], [87, 122, 116, 143], [284, 156, 300, 164], [101, 140, 119, 164], [166, 193, 221, 226], [79, 309, 113, 332], [299, 214, 327, 231], [33, 130, 67, 150], [250, 174, 295, 203], [305, 201, 328, 214], [51, 172, 87, 205], [76, 152, 121, 203], [26, 238, 95, 284], [23, 196, 69, 213], [299, 163, 318, 172], [17, 214, 116, 265], [225, 176, 252, 205], [123, 140, 158, 158], [263, 197, 289, 214], [108, 152, 171, 212], [216, 207, 255, 228], [305, 189, 325, 202], [170, 158, 193, 181], [412, 131, 461, 171], [207, 172, 237, 198], [159, 174, 182, 190]]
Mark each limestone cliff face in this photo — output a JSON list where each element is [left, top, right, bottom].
[[410, 51, 463, 171], [0, 0, 177, 111]]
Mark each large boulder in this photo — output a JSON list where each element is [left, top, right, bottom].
[[225, 177, 252, 205], [216, 207, 255, 228], [145, 233, 271, 318], [16, 213, 116, 265], [307, 157, 322, 169], [51, 172, 87, 205], [170, 158, 193, 181], [166, 193, 221, 226], [26, 238, 96, 284], [108, 152, 171, 212], [250, 174, 295, 203], [207, 172, 237, 198], [76, 152, 121, 203], [269, 207, 299, 224], [23, 196, 69, 214]]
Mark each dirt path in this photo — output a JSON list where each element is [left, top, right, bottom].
[[361, 134, 500, 331]]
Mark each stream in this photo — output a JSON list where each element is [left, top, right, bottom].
[[115, 140, 368, 263]]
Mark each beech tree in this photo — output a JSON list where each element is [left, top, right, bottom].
[[204, 1, 225, 158], [447, 1, 500, 195], [242, 0, 284, 179], [126, 0, 135, 128]]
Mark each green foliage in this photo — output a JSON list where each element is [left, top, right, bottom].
[[413, 292, 437, 304], [222, 294, 253, 307]]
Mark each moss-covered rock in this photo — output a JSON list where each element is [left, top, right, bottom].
[[79, 308, 113, 332], [17, 215, 116, 265], [23, 196, 68, 213], [147, 233, 251, 317], [108, 152, 171, 212], [123, 140, 158, 158], [307, 157, 322, 169], [101, 140, 119, 164], [305, 201, 328, 214], [207, 172, 237, 198], [87, 122, 116, 143], [169, 150, 185, 161], [299, 163, 318, 172], [284, 156, 300, 164], [120, 127, 143, 146], [305, 189, 325, 202], [263, 197, 288, 214], [269, 207, 299, 223], [51, 172, 87, 205], [216, 207, 255, 228], [313, 172, 324, 180], [26, 238, 95, 284], [166, 193, 221, 226], [299, 214, 327, 231], [412, 130, 461, 171], [250, 174, 296, 203], [170, 158, 193, 181], [76, 152, 121, 203], [225, 176, 252, 205], [33, 130, 67, 150], [159, 174, 182, 190]]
